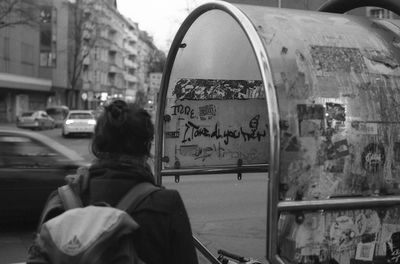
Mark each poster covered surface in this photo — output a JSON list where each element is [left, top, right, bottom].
[[279, 208, 400, 264], [277, 40, 400, 263], [163, 79, 268, 169]]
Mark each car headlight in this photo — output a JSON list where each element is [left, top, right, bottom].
[[65, 120, 74, 125], [88, 120, 96, 125]]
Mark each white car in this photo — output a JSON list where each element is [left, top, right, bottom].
[[62, 110, 96, 138]]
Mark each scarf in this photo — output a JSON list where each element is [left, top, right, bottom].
[[86, 153, 156, 205]]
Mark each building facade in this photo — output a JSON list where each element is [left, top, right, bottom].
[[74, 0, 153, 109], [137, 30, 157, 96], [0, 0, 158, 122], [0, 0, 71, 122], [78, 0, 140, 109], [123, 18, 140, 103]]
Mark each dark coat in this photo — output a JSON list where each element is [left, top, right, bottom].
[[27, 157, 198, 264]]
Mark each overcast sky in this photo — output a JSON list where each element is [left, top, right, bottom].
[[117, 0, 208, 53]]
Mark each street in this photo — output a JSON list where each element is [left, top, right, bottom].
[[1, 127, 269, 263]]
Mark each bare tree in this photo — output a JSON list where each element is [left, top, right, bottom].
[[135, 89, 147, 108], [148, 49, 166, 73], [67, 0, 101, 109], [0, 0, 38, 29]]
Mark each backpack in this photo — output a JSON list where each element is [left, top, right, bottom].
[[34, 177, 160, 264]]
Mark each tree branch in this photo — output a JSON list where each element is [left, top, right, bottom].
[[0, 0, 39, 29]]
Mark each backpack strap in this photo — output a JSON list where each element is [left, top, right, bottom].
[[58, 181, 159, 212], [58, 166, 90, 210], [117, 182, 160, 213], [58, 184, 83, 210], [37, 190, 65, 230]]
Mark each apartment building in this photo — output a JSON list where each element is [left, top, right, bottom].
[[137, 31, 157, 96], [78, 0, 132, 108], [0, 0, 158, 121], [123, 18, 140, 102], [78, 0, 151, 109], [0, 0, 70, 122]]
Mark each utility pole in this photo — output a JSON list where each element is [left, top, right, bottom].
[[278, 0, 282, 8]]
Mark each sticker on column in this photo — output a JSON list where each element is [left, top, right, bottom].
[[297, 104, 324, 137], [355, 241, 375, 261], [351, 121, 378, 135], [361, 143, 385, 173], [386, 232, 400, 263]]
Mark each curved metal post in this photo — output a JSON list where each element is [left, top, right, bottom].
[[155, 1, 280, 263]]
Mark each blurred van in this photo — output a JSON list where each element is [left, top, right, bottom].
[[45, 105, 69, 128]]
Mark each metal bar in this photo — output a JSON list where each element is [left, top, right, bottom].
[[278, 196, 400, 212], [193, 235, 222, 264], [161, 164, 269, 176]]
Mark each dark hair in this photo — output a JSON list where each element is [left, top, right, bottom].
[[91, 100, 154, 158]]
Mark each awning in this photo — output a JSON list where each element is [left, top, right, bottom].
[[0, 72, 52, 92]]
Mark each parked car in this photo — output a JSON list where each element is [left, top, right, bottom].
[[0, 128, 87, 223], [16, 110, 55, 130], [62, 110, 96, 138], [46, 105, 69, 128]]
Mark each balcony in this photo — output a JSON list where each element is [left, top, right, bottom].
[[125, 44, 137, 56], [109, 65, 118, 73], [83, 8, 91, 15], [83, 57, 90, 65], [124, 74, 138, 83], [108, 24, 117, 36], [128, 34, 138, 43], [82, 29, 91, 40], [124, 58, 135, 68], [109, 43, 118, 53]]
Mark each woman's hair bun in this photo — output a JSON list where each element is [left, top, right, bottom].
[[105, 100, 128, 126], [91, 99, 155, 158]]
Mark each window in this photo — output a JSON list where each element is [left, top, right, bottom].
[[94, 47, 99, 60], [21, 112, 34, 117], [21, 43, 34, 64], [82, 65, 89, 80], [3, 37, 9, 60], [68, 113, 93, 119], [40, 29, 52, 48], [40, 52, 53, 67], [101, 29, 108, 38], [369, 8, 391, 19], [108, 73, 115, 85]]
